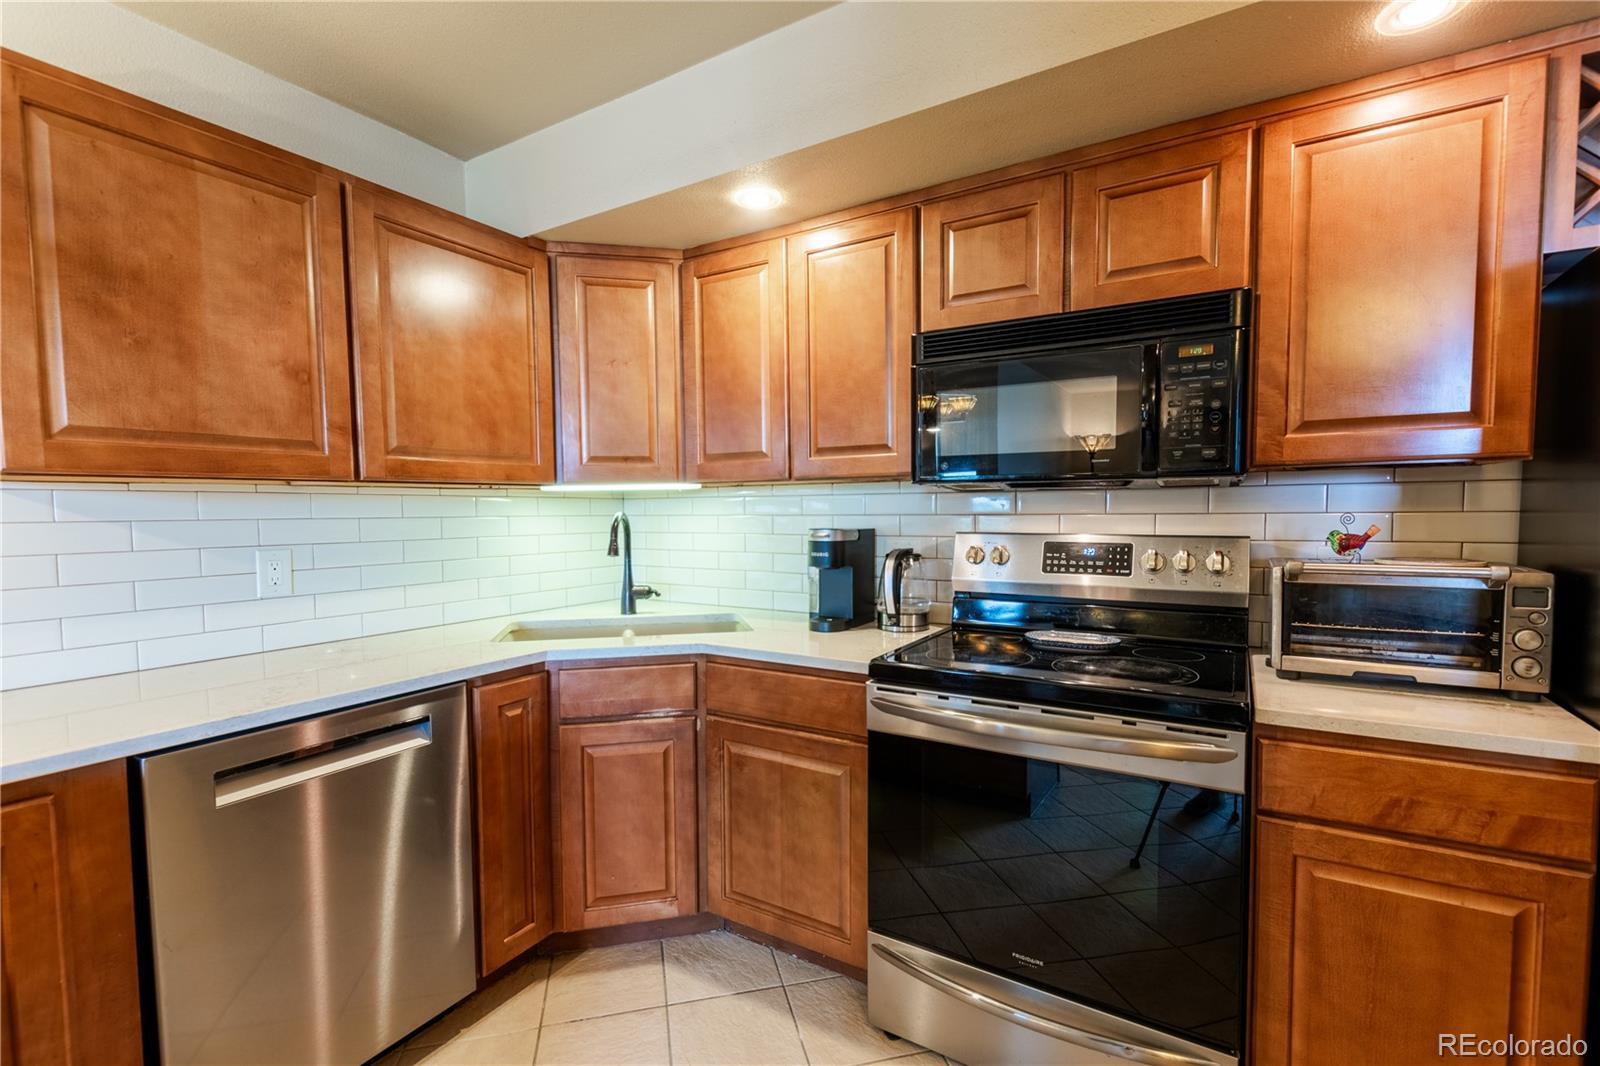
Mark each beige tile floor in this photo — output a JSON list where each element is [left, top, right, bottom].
[[370, 930, 956, 1066]]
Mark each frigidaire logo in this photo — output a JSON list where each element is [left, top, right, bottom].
[[1011, 952, 1044, 968]]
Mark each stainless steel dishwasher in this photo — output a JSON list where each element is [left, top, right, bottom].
[[139, 685, 475, 1065]]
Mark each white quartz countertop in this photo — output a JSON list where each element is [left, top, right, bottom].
[[0, 602, 928, 784], [1251, 655, 1600, 766]]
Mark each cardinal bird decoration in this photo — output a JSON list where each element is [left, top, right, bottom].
[[1327, 522, 1381, 558]]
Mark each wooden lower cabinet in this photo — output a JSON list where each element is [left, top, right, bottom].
[[557, 716, 698, 930], [471, 672, 554, 975], [1252, 730, 1596, 1066], [1, 762, 143, 1066], [705, 716, 867, 968]]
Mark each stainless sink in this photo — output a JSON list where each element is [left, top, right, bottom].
[[492, 613, 752, 642]]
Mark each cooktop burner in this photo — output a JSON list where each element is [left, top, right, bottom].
[[1130, 646, 1206, 663], [1049, 655, 1203, 686]]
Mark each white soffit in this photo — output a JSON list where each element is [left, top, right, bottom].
[[464, 0, 1248, 237]]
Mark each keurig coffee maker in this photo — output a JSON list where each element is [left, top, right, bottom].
[[807, 528, 875, 632]]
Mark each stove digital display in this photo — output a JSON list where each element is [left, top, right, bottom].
[[1042, 541, 1133, 576]]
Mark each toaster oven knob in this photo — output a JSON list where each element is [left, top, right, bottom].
[[964, 545, 987, 565], [989, 545, 1011, 566], [1511, 656, 1543, 679], [1140, 549, 1167, 574], [1204, 550, 1232, 575], [1512, 628, 1545, 651], [1172, 549, 1197, 574]]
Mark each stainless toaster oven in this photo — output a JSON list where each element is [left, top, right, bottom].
[[1269, 559, 1554, 699]]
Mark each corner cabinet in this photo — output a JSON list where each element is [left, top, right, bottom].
[[0, 54, 354, 480], [681, 241, 789, 482], [1252, 59, 1547, 467], [348, 185, 556, 484], [1251, 729, 1596, 1066], [553, 255, 680, 483], [787, 210, 916, 481], [1, 763, 144, 1066], [557, 715, 698, 929], [1068, 129, 1252, 309], [919, 175, 1065, 330], [471, 672, 554, 975]]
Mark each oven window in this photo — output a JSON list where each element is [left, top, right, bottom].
[[915, 346, 1148, 481], [1283, 583, 1502, 671], [868, 732, 1243, 1054]]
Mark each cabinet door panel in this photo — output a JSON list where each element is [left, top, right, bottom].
[[1, 763, 143, 1066], [788, 210, 915, 480], [558, 717, 697, 929], [920, 176, 1064, 330], [706, 716, 866, 968], [349, 186, 555, 483], [472, 673, 553, 975], [554, 256, 679, 482], [1070, 130, 1251, 309], [682, 240, 788, 482], [1253, 60, 1545, 466], [1253, 816, 1591, 1066], [0, 57, 353, 479]]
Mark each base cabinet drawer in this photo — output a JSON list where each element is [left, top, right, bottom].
[[706, 715, 867, 968], [557, 716, 698, 930], [1, 762, 144, 1066]]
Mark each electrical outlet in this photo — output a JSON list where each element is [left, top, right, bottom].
[[255, 549, 293, 598]]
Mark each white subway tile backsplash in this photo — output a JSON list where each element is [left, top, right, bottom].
[[0, 464, 1525, 687], [58, 550, 199, 586], [133, 520, 258, 550], [197, 492, 310, 519], [53, 489, 196, 521]]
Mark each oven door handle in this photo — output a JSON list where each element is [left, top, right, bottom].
[[868, 695, 1238, 764], [872, 943, 1220, 1066]]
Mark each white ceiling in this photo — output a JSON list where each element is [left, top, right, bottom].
[[116, 0, 836, 159]]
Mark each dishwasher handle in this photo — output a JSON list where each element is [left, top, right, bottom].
[[213, 717, 432, 809]]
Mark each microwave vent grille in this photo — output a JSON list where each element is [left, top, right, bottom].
[[916, 288, 1248, 362]]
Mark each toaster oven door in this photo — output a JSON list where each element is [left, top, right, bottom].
[[1275, 579, 1504, 682]]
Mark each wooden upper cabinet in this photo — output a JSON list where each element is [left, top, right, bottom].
[[1069, 130, 1251, 309], [706, 716, 867, 968], [557, 716, 698, 930], [681, 241, 788, 482], [1253, 816, 1591, 1066], [553, 255, 679, 483], [348, 185, 555, 483], [1543, 42, 1600, 254], [1253, 59, 1546, 467], [471, 672, 553, 975], [2, 763, 144, 1066], [919, 175, 1064, 330], [0, 54, 354, 480], [787, 209, 916, 480]]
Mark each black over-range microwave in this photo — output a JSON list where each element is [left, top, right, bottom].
[[913, 289, 1251, 487]]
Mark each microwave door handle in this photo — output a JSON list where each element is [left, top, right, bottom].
[[1141, 344, 1160, 472]]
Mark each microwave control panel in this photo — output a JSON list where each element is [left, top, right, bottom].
[[1158, 333, 1241, 472]]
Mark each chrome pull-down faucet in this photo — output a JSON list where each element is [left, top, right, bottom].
[[607, 511, 659, 615]]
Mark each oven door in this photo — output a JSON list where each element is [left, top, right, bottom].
[[914, 345, 1155, 484], [865, 683, 1245, 1065]]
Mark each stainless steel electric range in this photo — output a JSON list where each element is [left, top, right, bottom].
[[866, 532, 1252, 1066]]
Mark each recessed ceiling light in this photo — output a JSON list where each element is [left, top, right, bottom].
[[1374, 0, 1463, 36], [731, 184, 783, 210]]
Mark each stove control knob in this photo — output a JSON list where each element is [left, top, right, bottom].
[[989, 545, 1011, 566], [1172, 549, 1197, 574], [1205, 550, 1232, 576], [1512, 628, 1544, 651], [964, 545, 987, 565], [1511, 655, 1543, 679], [1140, 549, 1167, 573]]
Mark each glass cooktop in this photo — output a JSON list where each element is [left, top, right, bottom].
[[871, 627, 1250, 729]]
